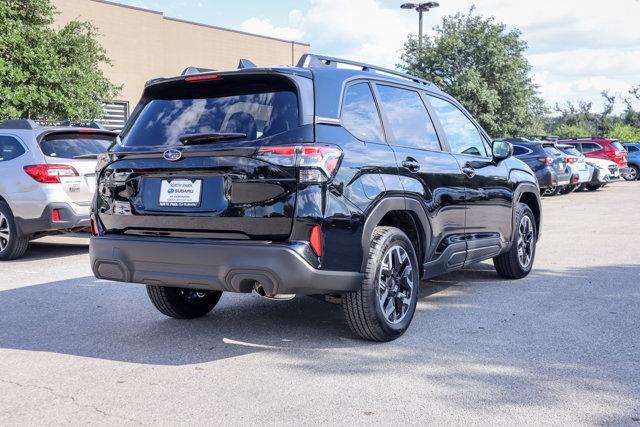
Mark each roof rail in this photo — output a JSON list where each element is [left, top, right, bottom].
[[0, 119, 39, 130], [296, 53, 432, 87], [181, 66, 216, 76]]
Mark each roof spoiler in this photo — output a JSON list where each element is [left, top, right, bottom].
[[0, 119, 40, 130], [296, 53, 433, 87], [181, 66, 217, 76]]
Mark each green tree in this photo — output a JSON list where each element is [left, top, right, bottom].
[[398, 8, 546, 137], [608, 123, 640, 142], [0, 0, 119, 121], [553, 123, 596, 139]]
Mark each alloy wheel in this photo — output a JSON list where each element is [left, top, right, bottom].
[[629, 167, 638, 180], [517, 216, 535, 269], [377, 245, 414, 324], [0, 213, 10, 252]]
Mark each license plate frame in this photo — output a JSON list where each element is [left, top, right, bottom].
[[159, 179, 202, 207]]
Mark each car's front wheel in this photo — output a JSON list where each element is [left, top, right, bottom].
[[0, 201, 29, 261], [343, 226, 420, 342], [493, 203, 537, 279], [146, 286, 222, 319]]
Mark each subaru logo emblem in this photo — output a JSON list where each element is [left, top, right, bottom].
[[163, 149, 182, 161]]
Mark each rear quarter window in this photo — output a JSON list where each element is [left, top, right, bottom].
[[0, 136, 25, 161]]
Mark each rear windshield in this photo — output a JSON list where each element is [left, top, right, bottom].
[[40, 133, 114, 159], [560, 147, 581, 157], [611, 141, 625, 151], [544, 147, 562, 156], [121, 90, 299, 147]]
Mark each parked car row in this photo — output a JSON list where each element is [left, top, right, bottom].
[[497, 136, 632, 196]]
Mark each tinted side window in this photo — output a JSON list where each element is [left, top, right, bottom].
[[512, 145, 528, 156], [0, 136, 26, 162], [376, 85, 440, 151], [582, 143, 600, 152], [427, 96, 487, 156], [627, 145, 639, 153], [340, 83, 385, 144]]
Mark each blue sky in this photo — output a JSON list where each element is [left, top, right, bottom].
[[116, 0, 640, 113]]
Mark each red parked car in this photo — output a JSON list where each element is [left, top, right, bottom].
[[559, 138, 629, 176]]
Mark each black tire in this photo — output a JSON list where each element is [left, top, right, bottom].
[[559, 185, 577, 195], [343, 226, 420, 342], [0, 201, 29, 260], [146, 286, 222, 319], [542, 186, 560, 197], [586, 184, 601, 191], [493, 203, 537, 280], [576, 183, 586, 192], [624, 165, 639, 181]]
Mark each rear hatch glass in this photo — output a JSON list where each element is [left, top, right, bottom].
[[41, 133, 114, 159]]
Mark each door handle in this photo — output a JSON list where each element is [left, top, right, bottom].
[[462, 165, 475, 178], [402, 157, 420, 173]]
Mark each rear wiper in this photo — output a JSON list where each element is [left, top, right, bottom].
[[73, 154, 99, 159], [178, 132, 247, 145]]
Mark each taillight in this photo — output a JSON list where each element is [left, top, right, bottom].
[[538, 156, 553, 165], [23, 164, 79, 184], [309, 225, 322, 257], [90, 216, 99, 236], [566, 157, 577, 164], [255, 145, 343, 183], [185, 74, 221, 82], [52, 209, 61, 222]]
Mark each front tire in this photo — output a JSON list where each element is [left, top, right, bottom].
[[343, 226, 420, 342], [493, 203, 537, 279], [0, 201, 29, 260], [146, 286, 222, 319]]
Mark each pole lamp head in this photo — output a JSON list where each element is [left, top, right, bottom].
[[400, 3, 418, 9]]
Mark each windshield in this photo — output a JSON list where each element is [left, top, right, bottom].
[[121, 91, 299, 147], [40, 134, 114, 159]]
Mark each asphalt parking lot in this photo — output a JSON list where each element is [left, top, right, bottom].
[[1, 181, 638, 425]]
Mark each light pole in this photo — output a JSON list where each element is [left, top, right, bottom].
[[400, 2, 439, 53]]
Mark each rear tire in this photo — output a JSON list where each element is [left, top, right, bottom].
[[493, 203, 537, 279], [343, 226, 420, 342], [146, 286, 222, 319], [0, 202, 29, 260], [559, 185, 577, 195], [586, 184, 601, 191], [624, 165, 639, 181]]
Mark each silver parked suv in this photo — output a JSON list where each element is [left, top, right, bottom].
[[0, 119, 117, 259]]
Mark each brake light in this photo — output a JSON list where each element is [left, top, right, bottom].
[[23, 164, 79, 183], [255, 145, 343, 183], [538, 156, 553, 165], [185, 74, 221, 82], [78, 129, 96, 133], [309, 225, 322, 257], [566, 157, 578, 164]]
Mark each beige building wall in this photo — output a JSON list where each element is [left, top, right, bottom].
[[52, 0, 310, 119]]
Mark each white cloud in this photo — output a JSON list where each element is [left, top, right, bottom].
[[239, 0, 640, 113]]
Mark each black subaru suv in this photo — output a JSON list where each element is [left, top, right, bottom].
[[90, 54, 541, 341]]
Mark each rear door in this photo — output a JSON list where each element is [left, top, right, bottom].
[[372, 83, 467, 270], [39, 131, 116, 205], [96, 73, 311, 240], [425, 94, 513, 264]]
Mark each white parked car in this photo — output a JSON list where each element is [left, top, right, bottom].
[[582, 157, 620, 191], [556, 143, 593, 193], [0, 119, 117, 259]]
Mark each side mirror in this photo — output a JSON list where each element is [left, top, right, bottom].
[[492, 140, 513, 161]]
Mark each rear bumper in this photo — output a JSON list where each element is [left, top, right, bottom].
[[15, 203, 90, 235], [535, 168, 557, 188], [90, 235, 363, 295], [556, 171, 571, 186]]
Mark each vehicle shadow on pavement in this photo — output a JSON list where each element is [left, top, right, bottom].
[[9, 241, 89, 262]]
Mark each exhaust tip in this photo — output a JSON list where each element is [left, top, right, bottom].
[[254, 283, 295, 301]]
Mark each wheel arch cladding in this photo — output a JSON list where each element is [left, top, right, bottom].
[[361, 197, 431, 275], [518, 190, 541, 238]]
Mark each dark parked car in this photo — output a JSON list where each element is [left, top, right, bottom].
[[622, 143, 639, 180], [506, 138, 571, 196], [90, 54, 542, 341]]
